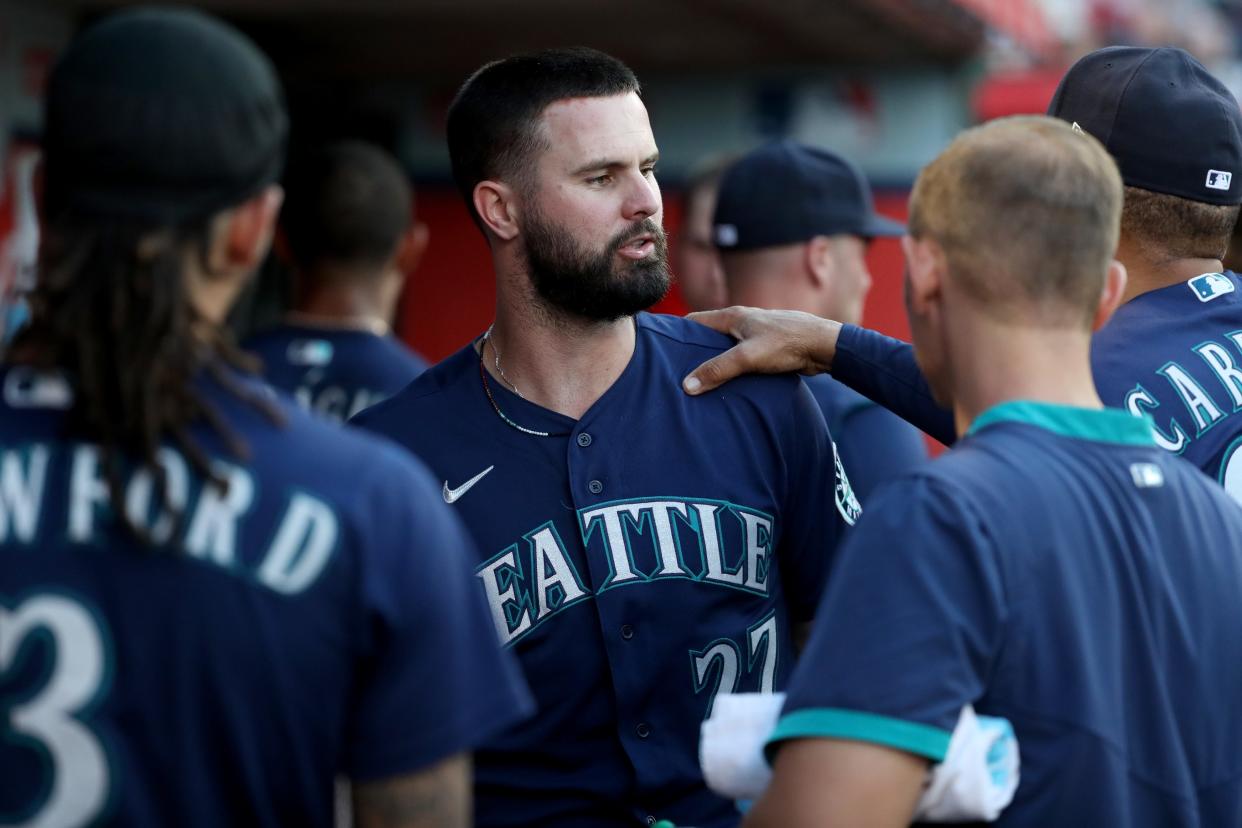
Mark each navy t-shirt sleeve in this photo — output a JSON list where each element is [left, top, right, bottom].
[[834, 402, 928, 503], [769, 473, 1006, 762], [832, 324, 957, 446], [777, 378, 856, 622], [344, 453, 533, 781]]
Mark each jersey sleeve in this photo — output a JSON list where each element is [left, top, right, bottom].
[[776, 378, 859, 622], [832, 324, 957, 447], [344, 451, 534, 781], [834, 402, 929, 503], [768, 473, 1006, 763]]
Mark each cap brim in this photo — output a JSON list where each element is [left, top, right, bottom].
[[860, 214, 906, 238]]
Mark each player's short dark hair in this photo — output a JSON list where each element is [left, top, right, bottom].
[[281, 141, 412, 274], [446, 47, 640, 231], [1120, 186, 1240, 261], [908, 115, 1122, 327]]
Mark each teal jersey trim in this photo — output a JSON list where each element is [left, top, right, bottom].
[[967, 400, 1157, 447], [766, 708, 951, 763]]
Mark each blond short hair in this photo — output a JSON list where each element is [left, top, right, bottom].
[[908, 115, 1122, 327]]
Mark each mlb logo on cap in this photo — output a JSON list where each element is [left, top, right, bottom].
[[1188, 272, 1235, 303], [1207, 170, 1232, 191]]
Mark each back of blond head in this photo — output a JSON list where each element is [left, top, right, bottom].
[[908, 115, 1122, 327]]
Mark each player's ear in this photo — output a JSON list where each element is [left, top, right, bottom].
[[396, 221, 430, 275], [1092, 259, 1127, 332], [901, 234, 943, 313], [474, 180, 520, 241], [219, 184, 284, 271], [805, 236, 833, 287]]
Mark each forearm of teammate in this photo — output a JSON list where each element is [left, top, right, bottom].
[[832, 324, 955, 446], [682, 307, 956, 446], [353, 754, 471, 828], [743, 738, 926, 828]]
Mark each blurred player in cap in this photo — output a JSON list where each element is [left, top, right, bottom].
[[673, 156, 732, 312], [684, 46, 1242, 504], [0, 8, 528, 827], [352, 46, 853, 828], [746, 115, 1242, 827], [244, 140, 430, 421], [713, 141, 926, 500]]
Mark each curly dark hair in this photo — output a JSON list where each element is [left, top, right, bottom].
[[9, 212, 282, 545]]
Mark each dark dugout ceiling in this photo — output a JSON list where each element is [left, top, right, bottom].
[[69, 0, 985, 81]]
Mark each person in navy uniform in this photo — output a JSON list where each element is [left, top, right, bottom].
[[352, 47, 852, 828], [713, 141, 927, 501], [743, 116, 1242, 827], [245, 141, 430, 422], [685, 47, 1242, 506], [0, 10, 529, 827]]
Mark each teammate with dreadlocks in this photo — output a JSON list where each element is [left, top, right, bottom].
[[0, 9, 529, 828]]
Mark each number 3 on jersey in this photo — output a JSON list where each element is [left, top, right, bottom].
[[1, 593, 112, 828], [690, 612, 778, 717]]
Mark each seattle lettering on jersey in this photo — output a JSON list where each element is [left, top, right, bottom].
[[0, 442, 339, 594], [1122, 329, 1242, 453], [477, 497, 775, 646]]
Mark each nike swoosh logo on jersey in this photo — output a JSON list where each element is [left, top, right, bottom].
[[443, 465, 494, 504]]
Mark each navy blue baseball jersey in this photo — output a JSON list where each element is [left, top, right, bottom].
[[243, 322, 429, 421], [351, 312, 854, 828], [0, 365, 530, 827], [803, 374, 927, 501], [832, 270, 1242, 503], [770, 401, 1242, 826]]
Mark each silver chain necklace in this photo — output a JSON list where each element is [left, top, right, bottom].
[[483, 324, 524, 398], [478, 326, 569, 438]]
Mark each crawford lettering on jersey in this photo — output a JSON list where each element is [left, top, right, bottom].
[[1123, 330, 1242, 455], [0, 443, 339, 595], [476, 497, 775, 646]]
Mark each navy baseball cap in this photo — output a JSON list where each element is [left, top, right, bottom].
[[1047, 46, 1242, 206], [43, 7, 288, 223], [712, 140, 903, 251]]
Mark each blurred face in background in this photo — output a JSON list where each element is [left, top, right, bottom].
[[519, 92, 670, 320], [674, 182, 727, 312], [824, 234, 873, 325]]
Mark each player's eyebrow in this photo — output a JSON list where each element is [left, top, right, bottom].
[[571, 153, 660, 176]]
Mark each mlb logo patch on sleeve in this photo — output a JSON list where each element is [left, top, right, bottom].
[[1206, 169, 1232, 190], [1188, 272, 1236, 303]]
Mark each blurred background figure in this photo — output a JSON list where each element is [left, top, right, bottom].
[[714, 141, 927, 500], [244, 141, 430, 421], [673, 156, 734, 312]]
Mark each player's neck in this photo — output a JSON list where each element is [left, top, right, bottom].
[[1116, 237, 1223, 303], [290, 278, 390, 335], [946, 314, 1103, 438], [484, 302, 637, 421]]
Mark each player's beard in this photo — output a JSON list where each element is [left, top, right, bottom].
[[521, 206, 671, 322]]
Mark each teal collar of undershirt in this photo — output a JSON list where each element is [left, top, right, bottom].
[[965, 400, 1156, 447]]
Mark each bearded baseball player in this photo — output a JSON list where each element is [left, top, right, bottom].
[[0, 10, 529, 826], [351, 47, 854, 828], [685, 47, 1242, 506], [748, 116, 1242, 827]]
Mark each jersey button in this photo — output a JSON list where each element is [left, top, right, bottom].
[[636, 722, 651, 739], [646, 818, 657, 826], [621, 624, 634, 640], [588, 479, 604, 494], [577, 432, 593, 447]]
